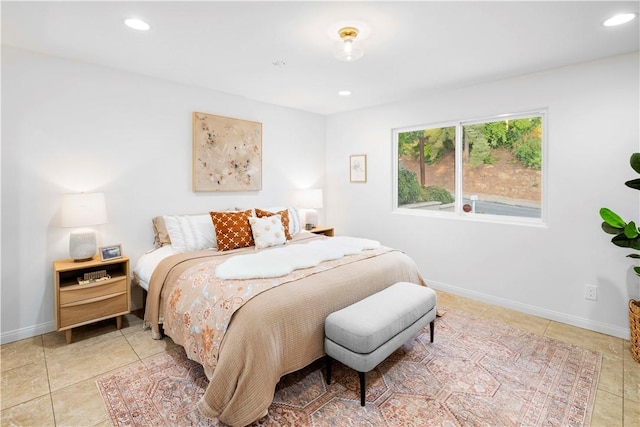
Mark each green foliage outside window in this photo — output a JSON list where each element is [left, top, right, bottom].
[[398, 168, 453, 205], [423, 185, 454, 204], [398, 127, 455, 164], [398, 168, 424, 204], [469, 137, 494, 167], [513, 136, 542, 168], [399, 118, 541, 170]]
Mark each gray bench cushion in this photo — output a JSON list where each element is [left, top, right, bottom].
[[325, 282, 436, 354]]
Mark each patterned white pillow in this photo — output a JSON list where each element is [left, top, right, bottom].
[[259, 206, 301, 236], [249, 215, 286, 249]]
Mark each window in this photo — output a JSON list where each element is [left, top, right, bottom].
[[394, 111, 545, 223]]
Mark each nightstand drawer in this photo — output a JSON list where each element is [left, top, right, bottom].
[[59, 291, 128, 328], [59, 278, 127, 305]]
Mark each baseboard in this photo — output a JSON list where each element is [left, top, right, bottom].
[[1, 321, 56, 345], [428, 280, 630, 340]]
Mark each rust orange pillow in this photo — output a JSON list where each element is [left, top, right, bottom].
[[209, 209, 255, 251], [255, 208, 292, 240]]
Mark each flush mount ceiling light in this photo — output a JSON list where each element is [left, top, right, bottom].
[[602, 13, 637, 27], [334, 27, 364, 62], [338, 90, 352, 96], [124, 18, 150, 31]]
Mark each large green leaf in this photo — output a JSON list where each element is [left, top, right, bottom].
[[625, 221, 639, 238], [634, 266, 640, 276], [630, 153, 640, 174], [624, 178, 640, 191], [602, 222, 621, 234], [600, 208, 626, 228], [612, 233, 640, 250], [627, 254, 640, 259]]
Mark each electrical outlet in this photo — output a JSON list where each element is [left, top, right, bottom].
[[584, 284, 597, 301]]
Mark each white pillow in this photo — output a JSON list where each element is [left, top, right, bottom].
[[249, 215, 286, 249], [261, 206, 301, 236], [163, 214, 216, 253]]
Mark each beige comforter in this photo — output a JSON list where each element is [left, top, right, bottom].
[[144, 233, 425, 426]]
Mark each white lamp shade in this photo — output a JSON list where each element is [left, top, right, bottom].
[[293, 189, 323, 229], [293, 189, 323, 209], [61, 193, 108, 228]]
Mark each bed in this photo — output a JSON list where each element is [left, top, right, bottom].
[[135, 209, 426, 426]]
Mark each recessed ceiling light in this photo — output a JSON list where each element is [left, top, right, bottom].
[[338, 90, 352, 96], [602, 13, 637, 27], [124, 18, 150, 31]]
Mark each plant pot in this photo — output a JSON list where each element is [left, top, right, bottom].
[[630, 299, 640, 363]]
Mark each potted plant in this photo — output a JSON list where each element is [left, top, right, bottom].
[[600, 152, 640, 363]]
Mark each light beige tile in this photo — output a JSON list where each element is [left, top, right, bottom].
[[434, 290, 493, 316], [46, 335, 138, 392], [624, 397, 640, 426], [119, 310, 145, 336], [591, 389, 623, 427], [124, 328, 177, 359], [0, 336, 45, 373], [51, 367, 132, 427], [623, 341, 640, 403], [0, 360, 50, 410], [599, 353, 624, 397], [0, 394, 55, 427], [484, 305, 550, 335], [545, 321, 624, 358], [42, 322, 123, 352]]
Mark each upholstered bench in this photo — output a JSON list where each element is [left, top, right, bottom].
[[324, 282, 437, 406]]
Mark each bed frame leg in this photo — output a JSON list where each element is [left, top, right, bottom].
[[326, 356, 332, 385], [430, 319, 435, 343], [142, 289, 148, 315]]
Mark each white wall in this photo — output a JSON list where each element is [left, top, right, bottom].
[[326, 53, 640, 339], [1, 47, 326, 343]]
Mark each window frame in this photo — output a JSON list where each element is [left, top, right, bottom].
[[392, 109, 548, 227]]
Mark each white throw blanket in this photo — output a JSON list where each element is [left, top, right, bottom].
[[215, 236, 381, 280]]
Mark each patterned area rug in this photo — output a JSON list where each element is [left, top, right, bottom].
[[97, 309, 601, 426]]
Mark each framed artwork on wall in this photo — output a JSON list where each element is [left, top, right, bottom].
[[192, 112, 262, 192], [350, 154, 367, 183]]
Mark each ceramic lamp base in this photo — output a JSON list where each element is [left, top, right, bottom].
[[69, 229, 97, 262]]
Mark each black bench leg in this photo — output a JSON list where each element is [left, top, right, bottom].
[[430, 319, 435, 343], [358, 371, 366, 406], [326, 356, 332, 385]]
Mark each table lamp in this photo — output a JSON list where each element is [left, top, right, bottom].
[[293, 189, 323, 230], [61, 192, 108, 262]]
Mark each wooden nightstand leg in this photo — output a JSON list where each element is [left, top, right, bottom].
[[116, 315, 122, 330], [65, 329, 72, 344]]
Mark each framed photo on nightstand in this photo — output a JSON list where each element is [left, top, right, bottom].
[[100, 244, 122, 261]]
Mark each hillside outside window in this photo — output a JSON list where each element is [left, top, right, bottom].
[[393, 111, 545, 225]]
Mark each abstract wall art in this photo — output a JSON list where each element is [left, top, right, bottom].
[[193, 112, 262, 192]]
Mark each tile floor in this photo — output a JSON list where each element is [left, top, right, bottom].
[[1, 291, 639, 426]]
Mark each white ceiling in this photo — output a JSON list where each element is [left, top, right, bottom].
[[2, 1, 638, 115]]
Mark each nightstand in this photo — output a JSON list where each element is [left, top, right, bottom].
[[53, 256, 130, 344], [309, 226, 334, 237]]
